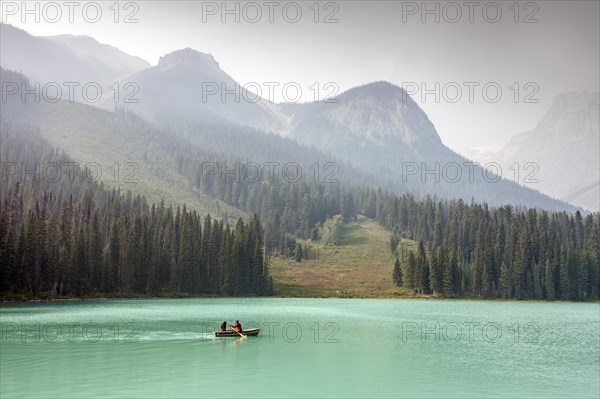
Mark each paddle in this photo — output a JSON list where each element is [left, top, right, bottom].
[[229, 325, 247, 339]]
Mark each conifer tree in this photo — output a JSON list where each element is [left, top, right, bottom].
[[393, 257, 403, 287], [405, 252, 416, 291]]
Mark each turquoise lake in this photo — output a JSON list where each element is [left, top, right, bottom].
[[1, 298, 598, 398]]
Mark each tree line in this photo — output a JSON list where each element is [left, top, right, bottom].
[[122, 109, 600, 301], [0, 126, 272, 297], [378, 192, 599, 300]]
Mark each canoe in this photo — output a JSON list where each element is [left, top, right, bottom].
[[214, 328, 261, 337]]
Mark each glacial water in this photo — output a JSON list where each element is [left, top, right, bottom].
[[1, 298, 598, 398]]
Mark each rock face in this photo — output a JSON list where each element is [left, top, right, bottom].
[[279, 81, 446, 166], [157, 48, 221, 74]]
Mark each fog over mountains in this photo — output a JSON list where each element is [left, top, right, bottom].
[[0, 24, 149, 87], [469, 92, 599, 211], [2, 23, 596, 212]]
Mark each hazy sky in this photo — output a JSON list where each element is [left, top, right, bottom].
[[3, 0, 599, 153]]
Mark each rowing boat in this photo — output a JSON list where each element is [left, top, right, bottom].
[[214, 328, 261, 337]]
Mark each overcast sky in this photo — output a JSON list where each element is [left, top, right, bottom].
[[3, 0, 599, 153]]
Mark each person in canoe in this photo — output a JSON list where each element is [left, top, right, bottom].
[[220, 321, 227, 332], [230, 320, 242, 332]]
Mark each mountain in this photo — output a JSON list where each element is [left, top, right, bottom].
[[279, 81, 453, 171], [470, 92, 599, 211], [113, 48, 284, 131], [1, 24, 582, 212], [112, 49, 578, 211], [0, 24, 149, 87], [280, 81, 443, 156], [278, 82, 582, 210]]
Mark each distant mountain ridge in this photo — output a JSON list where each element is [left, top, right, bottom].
[[0, 24, 149, 86], [118, 47, 284, 132], [46, 34, 150, 80], [114, 47, 577, 211], [0, 26, 584, 212], [469, 91, 599, 211]]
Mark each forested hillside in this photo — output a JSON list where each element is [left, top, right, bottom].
[[1, 69, 597, 302], [0, 126, 272, 298], [375, 194, 600, 300]]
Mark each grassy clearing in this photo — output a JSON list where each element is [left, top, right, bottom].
[[270, 215, 420, 297]]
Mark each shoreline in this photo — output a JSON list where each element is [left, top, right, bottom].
[[1, 292, 597, 304]]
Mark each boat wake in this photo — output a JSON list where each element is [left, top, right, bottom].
[[136, 331, 216, 342]]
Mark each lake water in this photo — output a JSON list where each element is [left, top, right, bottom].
[[1, 298, 598, 398]]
